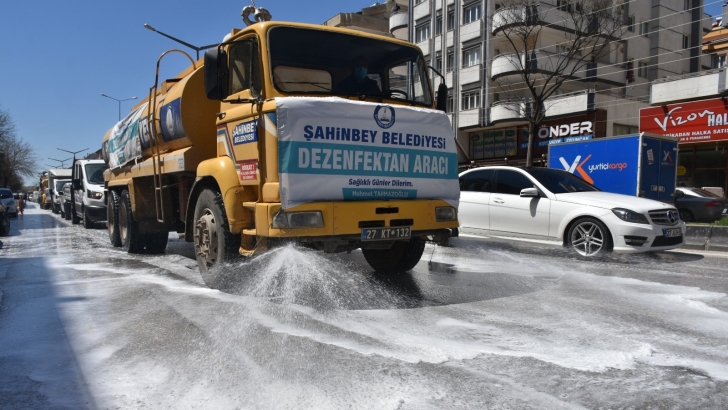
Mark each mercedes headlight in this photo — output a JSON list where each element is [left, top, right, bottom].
[[612, 208, 649, 224]]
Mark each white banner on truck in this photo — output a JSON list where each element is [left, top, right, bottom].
[[277, 97, 460, 210], [108, 103, 147, 169]]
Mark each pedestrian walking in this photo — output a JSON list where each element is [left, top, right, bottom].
[[18, 193, 24, 216]]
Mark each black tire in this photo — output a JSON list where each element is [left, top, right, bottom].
[[362, 237, 426, 274], [59, 204, 65, 219], [119, 189, 143, 253], [193, 189, 241, 288], [108, 191, 122, 247], [679, 209, 694, 223], [567, 217, 611, 258], [142, 231, 169, 254], [71, 205, 81, 224], [82, 208, 93, 229]]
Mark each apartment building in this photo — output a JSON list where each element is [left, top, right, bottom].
[[640, 3, 728, 194], [327, 1, 711, 165]]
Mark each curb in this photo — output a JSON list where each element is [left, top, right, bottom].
[[685, 225, 728, 252]]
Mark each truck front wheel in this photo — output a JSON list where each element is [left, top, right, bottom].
[[108, 190, 122, 247], [119, 189, 143, 253], [193, 189, 241, 288], [362, 237, 426, 274]]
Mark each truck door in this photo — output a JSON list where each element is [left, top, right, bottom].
[[640, 138, 677, 202], [73, 162, 83, 211]]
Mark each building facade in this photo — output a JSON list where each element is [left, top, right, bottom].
[[641, 3, 728, 195], [327, 1, 712, 165]]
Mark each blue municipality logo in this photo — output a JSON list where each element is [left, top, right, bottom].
[[373, 105, 395, 129]]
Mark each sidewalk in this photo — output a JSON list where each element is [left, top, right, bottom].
[[684, 224, 728, 252]]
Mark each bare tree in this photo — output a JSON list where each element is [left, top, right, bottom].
[[491, 0, 624, 166], [0, 108, 36, 188]]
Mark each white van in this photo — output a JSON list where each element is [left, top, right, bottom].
[[70, 159, 107, 228]]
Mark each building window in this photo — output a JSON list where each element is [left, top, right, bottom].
[[461, 90, 480, 110], [415, 0, 424, 4], [683, 34, 690, 49], [436, 55, 443, 72], [684, 0, 691, 11], [556, 0, 580, 12], [463, 3, 481, 24], [447, 10, 455, 31], [638, 61, 648, 78], [640, 21, 649, 37], [614, 123, 639, 135], [435, 13, 443, 36], [415, 23, 431, 43], [713, 54, 727, 69], [462, 46, 481, 68], [446, 93, 454, 113], [627, 15, 634, 32], [446, 48, 455, 72]]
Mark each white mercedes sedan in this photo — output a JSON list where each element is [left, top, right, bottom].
[[458, 166, 685, 257]]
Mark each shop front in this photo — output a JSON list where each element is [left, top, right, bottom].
[[640, 98, 728, 195], [467, 110, 607, 165]]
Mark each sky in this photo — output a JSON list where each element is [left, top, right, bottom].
[[0, 0, 726, 186], [0, 0, 380, 185]]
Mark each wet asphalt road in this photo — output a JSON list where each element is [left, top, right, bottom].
[[1, 204, 728, 409]]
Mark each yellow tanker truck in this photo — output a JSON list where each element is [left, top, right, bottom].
[[102, 6, 460, 288]]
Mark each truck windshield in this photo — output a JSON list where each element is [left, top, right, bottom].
[[523, 168, 600, 194], [85, 164, 107, 185], [268, 26, 433, 106], [55, 181, 67, 191]]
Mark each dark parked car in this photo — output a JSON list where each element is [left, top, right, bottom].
[[674, 187, 728, 223]]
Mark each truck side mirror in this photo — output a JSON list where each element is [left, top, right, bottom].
[[204, 48, 230, 100], [436, 82, 448, 112]]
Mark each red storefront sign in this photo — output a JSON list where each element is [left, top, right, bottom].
[[640, 97, 728, 143]]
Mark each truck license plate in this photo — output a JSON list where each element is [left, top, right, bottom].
[[361, 227, 411, 241], [663, 228, 682, 238]]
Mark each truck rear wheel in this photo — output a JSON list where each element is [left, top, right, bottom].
[[193, 189, 240, 288], [108, 190, 122, 247], [119, 189, 143, 253], [362, 237, 426, 274]]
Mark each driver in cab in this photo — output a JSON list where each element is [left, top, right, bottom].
[[338, 56, 381, 95]]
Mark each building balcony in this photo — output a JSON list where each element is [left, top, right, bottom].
[[491, 52, 625, 86], [389, 11, 408, 34], [650, 69, 728, 105], [458, 109, 480, 128], [413, 0, 430, 21], [488, 90, 595, 125], [490, 100, 528, 124], [492, 4, 577, 35]]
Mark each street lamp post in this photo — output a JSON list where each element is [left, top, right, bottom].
[[57, 148, 89, 162], [48, 157, 73, 168], [143, 24, 219, 60], [100, 94, 137, 121]]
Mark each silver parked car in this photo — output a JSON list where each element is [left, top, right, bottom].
[[674, 187, 728, 223], [0, 188, 17, 218]]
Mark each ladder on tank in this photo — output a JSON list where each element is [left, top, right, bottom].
[[148, 50, 197, 223]]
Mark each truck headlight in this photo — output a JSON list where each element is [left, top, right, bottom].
[[436, 206, 457, 221], [272, 211, 324, 229], [88, 191, 103, 199], [611, 208, 649, 224]]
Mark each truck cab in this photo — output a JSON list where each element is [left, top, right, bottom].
[[71, 159, 107, 228]]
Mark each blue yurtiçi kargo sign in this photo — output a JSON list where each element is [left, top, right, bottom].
[[548, 136, 641, 196], [276, 97, 460, 210]]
